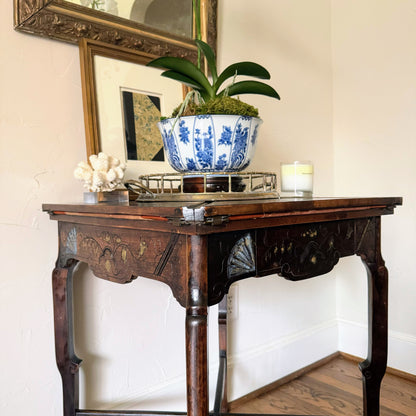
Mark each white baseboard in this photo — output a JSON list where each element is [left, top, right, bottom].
[[227, 319, 338, 400], [107, 319, 338, 410], [91, 319, 414, 411], [338, 319, 416, 375]]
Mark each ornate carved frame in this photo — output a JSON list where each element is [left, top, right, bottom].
[[14, 0, 217, 59]]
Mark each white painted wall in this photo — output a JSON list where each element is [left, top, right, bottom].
[[218, 0, 337, 401], [332, 0, 416, 374], [219, 1, 334, 197], [1, 0, 413, 415]]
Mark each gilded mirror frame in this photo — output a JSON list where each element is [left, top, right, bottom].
[[14, 0, 217, 60]]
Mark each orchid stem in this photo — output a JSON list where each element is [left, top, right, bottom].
[[193, 0, 202, 69]]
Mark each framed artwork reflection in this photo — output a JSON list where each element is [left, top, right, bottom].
[[121, 88, 165, 162], [80, 38, 183, 179]]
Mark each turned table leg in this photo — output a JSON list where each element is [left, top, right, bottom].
[[358, 217, 388, 416], [52, 261, 82, 416], [186, 236, 209, 416]]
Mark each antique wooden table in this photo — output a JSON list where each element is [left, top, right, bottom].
[[43, 197, 402, 416]]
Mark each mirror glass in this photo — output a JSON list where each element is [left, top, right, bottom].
[[80, 39, 185, 179], [94, 53, 182, 178], [67, 0, 193, 38]]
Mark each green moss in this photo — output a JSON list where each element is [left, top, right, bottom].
[[171, 96, 259, 118]]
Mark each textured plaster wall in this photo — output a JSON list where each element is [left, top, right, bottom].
[[0, 7, 84, 416]]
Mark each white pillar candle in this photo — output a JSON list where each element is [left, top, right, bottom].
[[280, 161, 314, 196]]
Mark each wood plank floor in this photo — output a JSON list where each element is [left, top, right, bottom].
[[230, 356, 416, 415]]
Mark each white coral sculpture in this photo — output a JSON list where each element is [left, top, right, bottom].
[[74, 152, 126, 192]]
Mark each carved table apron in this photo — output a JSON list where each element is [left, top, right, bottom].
[[43, 197, 402, 416]]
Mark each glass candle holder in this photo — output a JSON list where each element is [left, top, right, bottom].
[[280, 161, 314, 197]]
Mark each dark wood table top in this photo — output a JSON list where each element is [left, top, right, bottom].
[[43, 197, 402, 235]]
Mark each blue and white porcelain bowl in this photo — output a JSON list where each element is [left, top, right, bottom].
[[157, 115, 262, 173]]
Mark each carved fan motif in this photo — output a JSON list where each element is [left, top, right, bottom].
[[227, 233, 256, 278], [65, 228, 78, 256]]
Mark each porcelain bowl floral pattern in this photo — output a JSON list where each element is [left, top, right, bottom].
[[157, 115, 262, 173]]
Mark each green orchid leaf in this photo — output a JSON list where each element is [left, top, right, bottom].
[[160, 70, 204, 90], [195, 39, 218, 83], [219, 80, 280, 99], [147, 56, 213, 97], [215, 62, 271, 92], [161, 70, 211, 101]]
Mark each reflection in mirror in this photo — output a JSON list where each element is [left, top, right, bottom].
[[68, 0, 193, 38], [133, 0, 192, 38], [93, 53, 182, 178], [80, 39, 184, 179], [121, 88, 165, 162]]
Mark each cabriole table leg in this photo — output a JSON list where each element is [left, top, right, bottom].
[[52, 260, 82, 416], [358, 217, 388, 416]]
